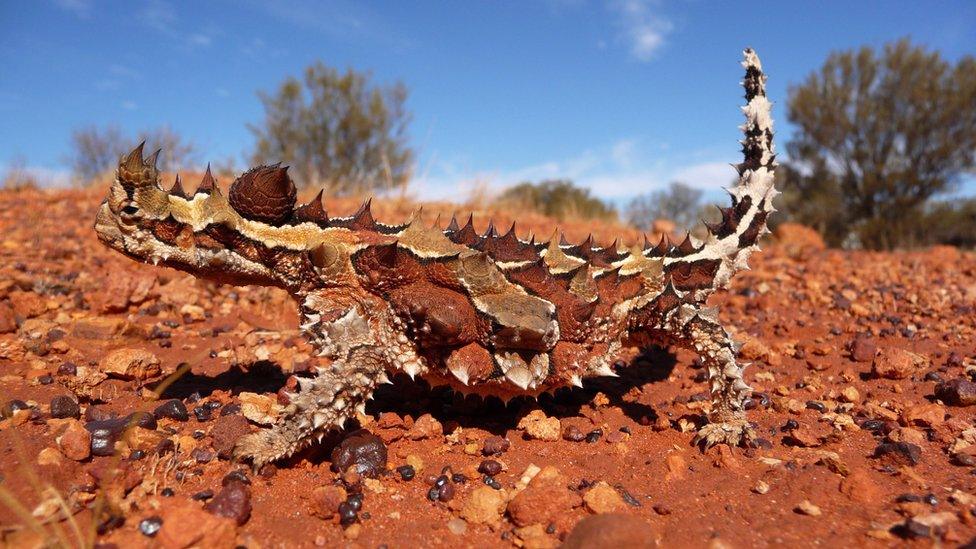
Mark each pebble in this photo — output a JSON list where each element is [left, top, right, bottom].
[[49, 395, 80, 419], [138, 516, 162, 537], [407, 413, 443, 440], [100, 348, 161, 381], [795, 500, 822, 516], [1, 399, 29, 419], [517, 409, 561, 441], [204, 482, 252, 525], [331, 429, 387, 478], [849, 337, 877, 362], [310, 485, 347, 519], [85, 416, 132, 457], [583, 481, 628, 514], [153, 399, 189, 421], [446, 518, 467, 535], [478, 459, 503, 476], [482, 436, 510, 456], [562, 514, 656, 549], [210, 414, 250, 459], [562, 425, 586, 442], [935, 379, 976, 406], [338, 501, 358, 526], [872, 347, 927, 380], [460, 486, 507, 525], [57, 419, 91, 461], [585, 429, 604, 443], [873, 442, 922, 467], [396, 464, 415, 481], [507, 466, 581, 528]]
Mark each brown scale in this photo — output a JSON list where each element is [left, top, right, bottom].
[[117, 143, 159, 194], [151, 217, 185, 245], [203, 224, 264, 265], [593, 268, 643, 317], [475, 223, 539, 263], [228, 165, 297, 226], [630, 282, 683, 329], [445, 342, 495, 385], [447, 214, 481, 247], [666, 259, 722, 292], [504, 259, 596, 343], [737, 199, 769, 248], [387, 281, 484, 349], [290, 190, 329, 226], [550, 340, 591, 382], [352, 242, 425, 294], [668, 233, 702, 257]]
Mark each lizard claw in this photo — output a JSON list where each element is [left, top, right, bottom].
[[693, 418, 755, 449]]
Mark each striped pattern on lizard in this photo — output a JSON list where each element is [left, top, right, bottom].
[[93, 48, 778, 468]]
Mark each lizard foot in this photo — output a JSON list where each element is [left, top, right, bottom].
[[693, 417, 755, 449]]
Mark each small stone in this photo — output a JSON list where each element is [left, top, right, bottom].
[[86, 416, 130, 457], [310, 485, 347, 520], [396, 464, 415, 481], [57, 419, 91, 461], [49, 395, 80, 419], [154, 400, 189, 421], [338, 501, 358, 526], [583, 481, 628, 514], [437, 481, 456, 502], [562, 514, 656, 549], [157, 500, 236, 548], [482, 435, 510, 455], [210, 414, 250, 459], [407, 413, 443, 440], [1, 399, 29, 419], [562, 424, 586, 442], [100, 348, 161, 381], [795, 500, 822, 516], [139, 516, 162, 537], [478, 459, 503, 476], [872, 347, 927, 380], [873, 442, 922, 467], [191, 447, 215, 463], [460, 486, 507, 526], [901, 403, 945, 427], [849, 337, 877, 362], [204, 482, 251, 525], [331, 429, 387, 478], [508, 466, 581, 529], [446, 518, 467, 535], [839, 386, 860, 403], [935, 379, 976, 406], [839, 471, 881, 503], [752, 480, 770, 494], [518, 409, 561, 441]]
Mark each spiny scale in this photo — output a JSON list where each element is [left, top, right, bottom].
[[93, 48, 777, 467]]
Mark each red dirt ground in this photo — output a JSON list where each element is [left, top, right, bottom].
[[2, 186, 976, 548]]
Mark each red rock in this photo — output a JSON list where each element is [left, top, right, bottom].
[[0, 301, 16, 333], [210, 414, 250, 459], [100, 348, 161, 381], [936, 379, 976, 406], [407, 413, 443, 440], [57, 419, 91, 461], [901, 403, 945, 427], [583, 481, 628, 514], [562, 514, 657, 549], [330, 429, 387, 477], [872, 347, 927, 380], [204, 482, 252, 525], [309, 485, 347, 519], [849, 337, 877, 363], [9, 290, 46, 319], [839, 470, 881, 503], [507, 466, 581, 529], [157, 500, 236, 549], [461, 486, 507, 526]]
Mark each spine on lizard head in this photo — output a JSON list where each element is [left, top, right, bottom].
[[695, 48, 778, 291]]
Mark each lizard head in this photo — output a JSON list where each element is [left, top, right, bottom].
[[94, 143, 307, 288]]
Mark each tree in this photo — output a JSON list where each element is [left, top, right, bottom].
[[786, 38, 976, 249], [249, 62, 413, 194], [497, 179, 616, 221], [625, 181, 703, 231], [67, 124, 199, 184]]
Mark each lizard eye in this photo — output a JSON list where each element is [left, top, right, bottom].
[[119, 204, 140, 224]]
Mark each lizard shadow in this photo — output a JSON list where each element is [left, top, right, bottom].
[[365, 345, 680, 436], [157, 360, 288, 400]]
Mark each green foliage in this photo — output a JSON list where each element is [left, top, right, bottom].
[[249, 62, 413, 194], [67, 125, 199, 184], [497, 180, 616, 221], [785, 38, 976, 249], [625, 181, 703, 231]]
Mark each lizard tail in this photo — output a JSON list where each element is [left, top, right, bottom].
[[698, 48, 779, 290]]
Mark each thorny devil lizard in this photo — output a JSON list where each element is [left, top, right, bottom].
[[94, 49, 778, 468]]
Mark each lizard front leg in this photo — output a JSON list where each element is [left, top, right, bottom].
[[234, 306, 390, 468], [680, 309, 755, 448]]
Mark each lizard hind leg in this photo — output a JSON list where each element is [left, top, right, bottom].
[[680, 308, 755, 449], [233, 345, 387, 469]]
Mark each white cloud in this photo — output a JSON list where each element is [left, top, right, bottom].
[[53, 0, 91, 18], [121, 100, 138, 111], [139, 0, 176, 32], [410, 139, 735, 203], [189, 33, 213, 47], [610, 0, 672, 62]]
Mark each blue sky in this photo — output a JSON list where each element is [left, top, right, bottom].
[[1, 0, 974, 202]]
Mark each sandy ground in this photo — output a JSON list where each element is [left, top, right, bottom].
[[1, 186, 976, 548]]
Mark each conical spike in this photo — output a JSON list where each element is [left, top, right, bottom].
[[293, 189, 329, 225], [122, 141, 146, 171], [197, 164, 217, 194], [446, 214, 460, 232], [170, 174, 188, 198], [146, 148, 162, 169], [376, 241, 398, 268]]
